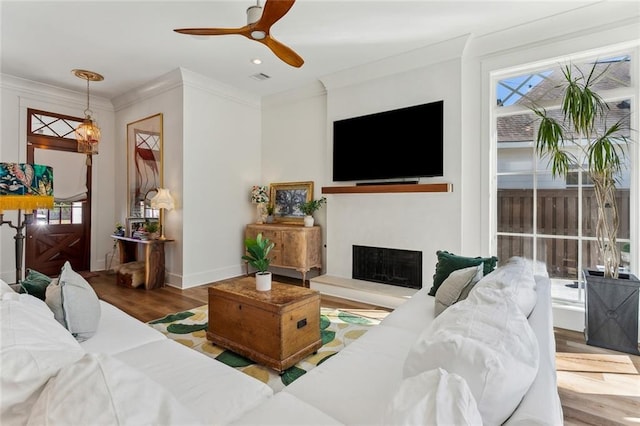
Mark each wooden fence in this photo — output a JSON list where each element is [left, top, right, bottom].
[[497, 189, 630, 278]]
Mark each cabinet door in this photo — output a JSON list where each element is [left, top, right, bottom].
[[281, 230, 305, 268]]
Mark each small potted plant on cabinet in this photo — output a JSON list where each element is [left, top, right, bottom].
[[242, 232, 275, 291], [265, 205, 275, 223], [299, 197, 326, 227]]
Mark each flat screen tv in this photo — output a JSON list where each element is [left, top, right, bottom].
[[332, 100, 443, 182]]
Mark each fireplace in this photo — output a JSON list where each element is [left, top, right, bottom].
[[352, 245, 422, 289]]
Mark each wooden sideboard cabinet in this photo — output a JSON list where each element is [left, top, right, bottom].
[[245, 224, 322, 285]]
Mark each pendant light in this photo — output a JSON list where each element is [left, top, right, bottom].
[[73, 69, 104, 165]]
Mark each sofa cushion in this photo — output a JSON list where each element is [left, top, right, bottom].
[[20, 268, 52, 301], [404, 286, 539, 426], [434, 264, 483, 316], [1, 295, 84, 425], [472, 256, 537, 317], [27, 353, 202, 426], [0, 278, 15, 296], [114, 339, 273, 425], [383, 368, 482, 425], [45, 261, 101, 342], [429, 250, 498, 295]]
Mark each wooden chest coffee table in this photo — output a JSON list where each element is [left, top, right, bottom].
[[207, 276, 322, 373]]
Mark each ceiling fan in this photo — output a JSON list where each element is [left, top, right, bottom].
[[174, 0, 304, 68]]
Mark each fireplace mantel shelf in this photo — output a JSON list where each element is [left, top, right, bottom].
[[321, 183, 452, 194]]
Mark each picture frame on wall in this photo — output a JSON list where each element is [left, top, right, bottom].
[[270, 181, 313, 224], [126, 113, 163, 218]]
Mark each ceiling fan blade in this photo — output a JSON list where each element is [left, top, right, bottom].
[[261, 35, 304, 68], [174, 26, 250, 36], [255, 0, 296, 31]]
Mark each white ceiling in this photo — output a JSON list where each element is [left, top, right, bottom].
[[1, 0, 600, 100]]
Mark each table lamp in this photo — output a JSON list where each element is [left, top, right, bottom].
[[0, 163, 54, 283], [250, 185, 269, 224], [150, 188, 174, 240]]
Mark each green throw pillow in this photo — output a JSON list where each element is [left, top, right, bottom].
[[428, 250, 498, 296], [20, 268, 52, 300]]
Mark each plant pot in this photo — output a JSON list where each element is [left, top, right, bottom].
[[255, 271, 272, 291], [303, 215, 314, 227], [584, 269, 640, 355], [266, 215, 274, 224]]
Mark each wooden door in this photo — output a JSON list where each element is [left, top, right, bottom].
[[24, 109, 91, 277]]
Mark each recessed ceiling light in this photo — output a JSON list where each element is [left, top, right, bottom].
[[251, 58, 262, 65]]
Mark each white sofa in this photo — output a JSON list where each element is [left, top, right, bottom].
[[1, 257, 563, 425]]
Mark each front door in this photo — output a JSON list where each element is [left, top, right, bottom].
[[25, 109, 92, 276]]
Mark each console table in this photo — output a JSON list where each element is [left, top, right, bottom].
[[111, 235, 173, 289], [245, 224, 322, 286]]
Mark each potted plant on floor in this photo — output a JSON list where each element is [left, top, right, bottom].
[[242, 232, 275, 291], [527, 61, 638, 354], [299, 197, 326, 227]]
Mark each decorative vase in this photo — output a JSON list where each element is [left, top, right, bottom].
[[304, 215, 314, 227], [255, 203, 265, 224], [266, 215, 274, 223], [255, 271, 272, 291]]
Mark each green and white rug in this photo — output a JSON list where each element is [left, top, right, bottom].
[[148, 306, 381, 392]]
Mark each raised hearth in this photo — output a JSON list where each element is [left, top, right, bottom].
[[310, 275, 417, 309]]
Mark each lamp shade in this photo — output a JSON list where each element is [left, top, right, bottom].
[[0, 163, 54, 212], [150, 188, 174, 210], [250, 185, 269, 204]]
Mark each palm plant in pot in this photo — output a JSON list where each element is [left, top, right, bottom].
[[299, 197, 326, 227], [527, 61, 638, 353], [242, 232, 275, 291]]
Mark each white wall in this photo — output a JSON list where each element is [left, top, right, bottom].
[[180, 70, 261, 288], [0, 75, 116, 282], [261, 83, 328, 279]]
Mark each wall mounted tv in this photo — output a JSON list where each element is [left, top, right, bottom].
[[332, 100, 443, 182]]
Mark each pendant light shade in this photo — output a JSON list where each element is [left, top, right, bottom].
[[73, 69, 104, 163]]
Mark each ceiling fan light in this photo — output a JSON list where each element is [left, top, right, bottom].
[[250, 30, 266, 40]]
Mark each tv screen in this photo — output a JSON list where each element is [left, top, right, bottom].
[[332, 100, 443, 182]]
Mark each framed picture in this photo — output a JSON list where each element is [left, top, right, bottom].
[[127, 113, 163, 218], [270, 181, 313, 224]]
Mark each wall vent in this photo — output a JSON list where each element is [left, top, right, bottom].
[[250, 73, 271, 81]]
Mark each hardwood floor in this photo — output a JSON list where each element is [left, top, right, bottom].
[[87, 271, 640, 425]]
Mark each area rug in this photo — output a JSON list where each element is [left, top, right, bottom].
[[148, 306, 381, 392]]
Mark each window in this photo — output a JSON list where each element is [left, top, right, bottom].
[[492, 53, 635, 304]]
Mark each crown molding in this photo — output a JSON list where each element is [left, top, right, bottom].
[[320, 34, 470, 92], [0, 73, 112, 111]]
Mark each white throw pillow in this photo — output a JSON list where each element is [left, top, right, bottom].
[[1, 297, 85, 425], [27, 353, 203, 426], [404, 286, 539, 426], [45, 261, 101, 342], [471, 256, 537, 317], [434, 264, 483, 316], [383, 368, 483, 425]]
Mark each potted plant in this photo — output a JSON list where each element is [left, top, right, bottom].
[[114, 222, 125, 237], [144, 220, 159, 239], [299, 197, 326, 227], [265, 205, 275, 223], [242, 232, 275, 291], [527, 61, 638, 354]]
